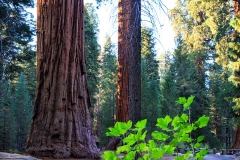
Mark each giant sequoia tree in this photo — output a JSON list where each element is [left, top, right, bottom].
[[229, 0, 240, 149], [27, 0, 99, 158], [117, 0, 141, 124]]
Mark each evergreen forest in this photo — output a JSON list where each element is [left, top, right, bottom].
[[0, 0, 240, 159]]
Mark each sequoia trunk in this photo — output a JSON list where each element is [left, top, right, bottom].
[[117, 0, 130, 122], [27, 0, 100, 158], [128, 0, 141, 124], [117, 0, 141, 123], [233, 0, 240, 149]]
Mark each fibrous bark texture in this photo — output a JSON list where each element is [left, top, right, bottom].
[[117, 0, 130, 123], [117, 0, 141, 124], [233, 0, 240, 149], [234, 0, 240, 16], [128, 0, 141, 124], [233, 124, 240, 148], [27, 0, 100, 158]]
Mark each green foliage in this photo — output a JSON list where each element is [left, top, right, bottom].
[[0, 0, 35, 81], [101, 96, 209, 160], [141, 28, 161, 134], [0, 73, 32, 151], [84, 3, 100, 107], [99, 36, 117, 147], [0, 80, 17, 150], [13, 72, 33, 151]]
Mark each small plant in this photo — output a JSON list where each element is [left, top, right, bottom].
[[101, 96, 209, 160]]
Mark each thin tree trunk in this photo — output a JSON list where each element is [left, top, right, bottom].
[[27, 0, 100, 158]]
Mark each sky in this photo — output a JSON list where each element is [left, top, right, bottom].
[[84, 0, 177, 55], [29, 0, 177, 55]]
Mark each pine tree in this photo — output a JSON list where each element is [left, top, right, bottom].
[[0, 80, 16, 151], [13, 72, 32, 151], [85, 3, 100, 108], [99, 36, 117, 147], [0, 0, 35, 81], [160, 64, 179, 118], [141, 28, 161, 134]]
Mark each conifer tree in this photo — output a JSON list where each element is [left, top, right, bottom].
[[0, 0, 35, 81], [141, 28, 161, 133], [99, 36, 117, 147], [0, 80, 16, 150], [85, 3, 100, 108], [13, 72, 32, 151]]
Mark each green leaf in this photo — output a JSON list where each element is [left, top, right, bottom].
[[150, 148, 165, 159], [175, 155, 185, 160], [186, 95, 194, 106], [124, 151, 136, 160], [148, 140, 156, 150], [180, 114, 188, 122], [101, 151, 118, 160], [140, 130, 147, 141], [152, 131, 170, 141], [136, 142, 148, 152], [106, 121, 132, 137], [195, 149, 208, 159], [197, 135, 205, 143], [194, 142, 201, 148], [172, 116, 182, 130], [135, 119, 147, 129], [180, 133, 190, 142], [116, 145, 131, 154], [106, 127, 120, 137], [156, 115, 172, 129], [164, 145, 175, 154], [143, 154, 150, 160], [176, 97, 187, 105], [195, 115, 209, 128], [123, 133, 136, 145]]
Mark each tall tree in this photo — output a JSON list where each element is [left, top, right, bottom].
[[27, 0, 99, 158], [226, 0, 240, 149], [13, 72, 32, 151], [141, 28, 161, 134], [99, 36, 117, 147], [117, 0, 141, 124], [85, 3, 100, 108], [0, 80, 16, 151], [0, 0, 35, 81]]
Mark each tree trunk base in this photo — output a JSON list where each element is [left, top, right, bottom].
[[105, 137, 122, 150], [27, 145, 100, 159]]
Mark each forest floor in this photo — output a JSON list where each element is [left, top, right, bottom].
[[0, 151, 237, 160]]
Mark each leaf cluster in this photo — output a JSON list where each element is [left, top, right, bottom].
[[101, 96, 210, 160]]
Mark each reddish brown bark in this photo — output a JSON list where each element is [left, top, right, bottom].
[[27, 0, 99, 158], [234, 0, 240, 16], [233, 124, 240, 148], [233, 0, 240, 149], [116, 0, 141, 124], [128, 0, 141, 124], [116, 0, 130, 123]]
